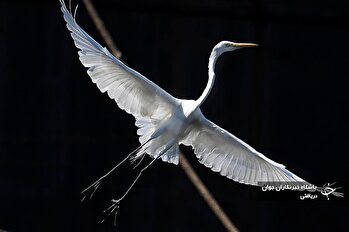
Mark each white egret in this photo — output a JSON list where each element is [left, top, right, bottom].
[[60, 0, 307, 219]]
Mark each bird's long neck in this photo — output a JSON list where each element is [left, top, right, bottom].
[[195, 49, 219, 108]]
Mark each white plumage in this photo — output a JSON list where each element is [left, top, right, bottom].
[[181, 115, 304, 185], [60, 0, 306, 187]]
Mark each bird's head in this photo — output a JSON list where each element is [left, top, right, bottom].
[[213, 41, 258, 55]]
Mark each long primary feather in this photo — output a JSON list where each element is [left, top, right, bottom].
[[181, 112, 306, 186], [60, 0, 179, 121]]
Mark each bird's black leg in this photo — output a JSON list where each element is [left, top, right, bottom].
[[81, 140, 151, 201], [102, 142, 174, 225]]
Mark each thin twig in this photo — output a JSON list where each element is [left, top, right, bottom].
[[81, 0, 239, 231], [82, 0, 122, 59]]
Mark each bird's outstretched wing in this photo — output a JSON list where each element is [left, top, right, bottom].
[[181, 114, 305, 186], [60, 0, 178, 121]]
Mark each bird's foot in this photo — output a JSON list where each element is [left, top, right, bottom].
[[101, 199, 121, 226], [80, 181, 101, 202]]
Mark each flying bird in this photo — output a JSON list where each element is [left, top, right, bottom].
[[60, 0, 308, 216]]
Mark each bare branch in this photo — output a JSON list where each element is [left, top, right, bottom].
[[82, 0, 122, 59], [179, 154, 239, 232]]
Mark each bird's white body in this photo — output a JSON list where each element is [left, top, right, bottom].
[[133, 99, 199, 164], [60, 0, 307, 188]]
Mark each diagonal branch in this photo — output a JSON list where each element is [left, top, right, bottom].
[[81, 0, 239, 231], [179, 154, 239, 232], [82, 0, 122, 59]]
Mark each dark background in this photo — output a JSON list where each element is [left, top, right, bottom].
[[1, 0, 348, 231]]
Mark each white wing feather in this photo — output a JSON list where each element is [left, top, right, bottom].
[[60, 1, 178, 121], [182, 114, 305, 186]]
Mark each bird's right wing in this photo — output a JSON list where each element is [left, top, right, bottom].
[[181, 114, 306, 186], [60, 1, 178, 121]]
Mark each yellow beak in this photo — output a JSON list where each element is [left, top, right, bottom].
[[231, 42, 259, 48]]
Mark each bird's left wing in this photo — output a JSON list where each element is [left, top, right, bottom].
[[60, 1, 178, 121], [181, 114, 305, 186]]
